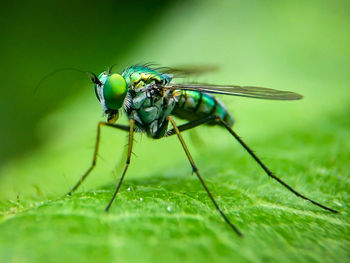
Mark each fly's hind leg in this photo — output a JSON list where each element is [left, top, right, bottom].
[[215, 116, 339, 213], [167, 116, 243, 236], [167, 115, 338, 213], [66, 122, 130, 196]]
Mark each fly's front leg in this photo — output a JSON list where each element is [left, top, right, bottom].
[[66, 122, 130, 196], [105, 119, 135, 212]]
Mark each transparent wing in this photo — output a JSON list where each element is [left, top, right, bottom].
[[157, 65, 219, 78], [165, 83, 303, 100]]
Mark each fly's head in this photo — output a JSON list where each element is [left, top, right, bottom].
[[92, 71, 128, 123]]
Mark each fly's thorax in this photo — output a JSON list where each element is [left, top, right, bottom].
[[122, 65, 171, 89], [173, 90, 234, 127], [125, 88, 177, 138]]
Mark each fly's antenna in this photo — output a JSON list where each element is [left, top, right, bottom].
[[107, 64, 117, 75], [34, 67, 101, 95], [87, 72, 101, 85]]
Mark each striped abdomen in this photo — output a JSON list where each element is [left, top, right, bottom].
[[172, 90, 234, 126]]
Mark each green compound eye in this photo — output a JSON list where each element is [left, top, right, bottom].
[[103, 74, 127, 110]]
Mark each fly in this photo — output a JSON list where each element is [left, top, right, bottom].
[[62, 64, 338, 236]]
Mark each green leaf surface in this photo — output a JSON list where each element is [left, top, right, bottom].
[[1, 1, 350, 263], [0, 107, 349, 263]]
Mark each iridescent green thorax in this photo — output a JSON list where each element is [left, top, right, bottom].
[[125, 88, 176, 138], [122, 65, 175, 138], [122, 65, 172, 89]]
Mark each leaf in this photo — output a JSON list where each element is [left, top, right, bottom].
[[0, 106, 349, 263]]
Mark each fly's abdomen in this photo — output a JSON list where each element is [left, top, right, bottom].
[[173, 90, 234, 126]]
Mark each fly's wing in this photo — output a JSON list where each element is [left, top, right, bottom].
[[157, 65, 219, 78], [164, 83, 303, 100]]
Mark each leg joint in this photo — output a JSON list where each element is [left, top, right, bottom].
[[192, 165, 198, 173]]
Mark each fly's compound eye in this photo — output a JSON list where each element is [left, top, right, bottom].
[[103, 74, 127, 110]]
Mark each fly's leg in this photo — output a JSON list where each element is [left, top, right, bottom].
[[66, 122, 130, 196], [167, 115, 339, 213], [105, 119, 135, 212], [215, 116, 339, 213], [167, 116, 243, 236], [166, 115, 217, 136]]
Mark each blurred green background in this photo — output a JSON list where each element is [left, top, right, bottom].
[[0, 0, 172, 164], [0, 0, 349, 263]]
